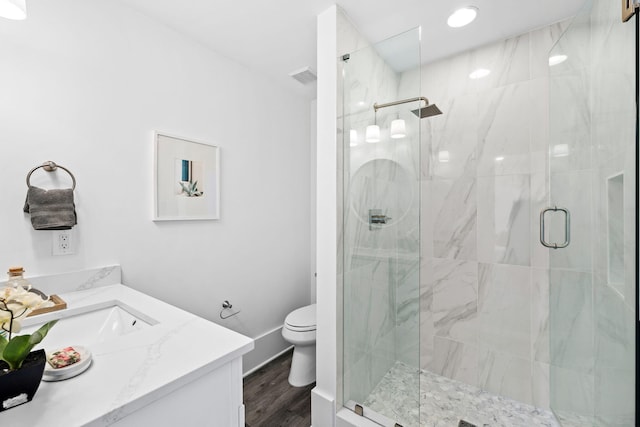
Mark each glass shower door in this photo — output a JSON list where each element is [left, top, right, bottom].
[[547, 0, 636, 425], [341, 28, 422, 427]]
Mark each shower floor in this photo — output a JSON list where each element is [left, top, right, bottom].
[[363, 362, 559, 427]]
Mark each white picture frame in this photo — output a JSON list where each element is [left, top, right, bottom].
[[153, 132, 220, 221]]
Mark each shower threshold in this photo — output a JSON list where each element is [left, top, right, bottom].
[[363, 362, 559, 427]]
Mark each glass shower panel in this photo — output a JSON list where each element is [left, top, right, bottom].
[[548, 5, 594, 424], [548, 0, 636, 425], [342, 28, 421, 427]]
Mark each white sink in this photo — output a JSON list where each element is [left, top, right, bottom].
[[20, 302, 158, 349]]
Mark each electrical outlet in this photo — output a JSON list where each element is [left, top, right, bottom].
[[52, 230, 74, 255]]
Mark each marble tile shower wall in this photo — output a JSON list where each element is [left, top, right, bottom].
[[396, 22, 570, 409]]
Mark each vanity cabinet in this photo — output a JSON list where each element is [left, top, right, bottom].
[[0, 284, 254, 427]]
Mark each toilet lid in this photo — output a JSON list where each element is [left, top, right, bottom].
[[285, 304, 316, 329]]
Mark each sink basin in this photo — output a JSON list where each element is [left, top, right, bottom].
[[20, 302, 158, 349]]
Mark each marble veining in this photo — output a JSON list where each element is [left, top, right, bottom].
[[363, 362, 559, 427], [530, 171, 549, 269], [10, 265, 121, 295], [477, 175, 531, 266], [477, 84, 532, 177], [479, 33, 530, 89], [478, 348, 533, 405], [431, 337, 478, 387], [104, 322, 184, 423], [531, 269, 550, 364], [549, 269, 594, 372], [76, 266, 121, 290], [554, 410, 594, 427], [428, 95, 478, 180], [430, 258, 478, 343], [432, 178, 477, 261], [478, 263, 531, 359]]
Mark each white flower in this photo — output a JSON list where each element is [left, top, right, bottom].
[[1, 319, 20, 334], [0, 285, 52, 335]]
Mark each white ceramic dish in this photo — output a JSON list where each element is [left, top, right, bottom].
[[43, 346, 92, 381]]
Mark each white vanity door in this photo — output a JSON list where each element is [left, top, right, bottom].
[[108, 358, 245, 427]]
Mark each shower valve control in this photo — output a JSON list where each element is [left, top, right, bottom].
[[369, 209, 391, 230]]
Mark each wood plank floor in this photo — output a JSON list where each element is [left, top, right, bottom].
[[244, 349, 314, 427]]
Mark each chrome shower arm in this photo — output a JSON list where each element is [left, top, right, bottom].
[[373, 96, 428, 111]]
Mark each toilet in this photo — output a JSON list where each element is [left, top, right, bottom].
[[282, 304, 316, 387]]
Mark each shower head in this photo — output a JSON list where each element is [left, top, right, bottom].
[[373, 96, 443, 119], [411, 103, 443, 118]]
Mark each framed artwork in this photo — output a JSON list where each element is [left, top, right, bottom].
[[153, 132, 220, 220]]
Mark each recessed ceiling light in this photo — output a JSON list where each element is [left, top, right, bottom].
[[495, 156, 505, 162], [469, 68, 491, 79], [447, 7, 478, 28], [548, 54, 568, 66]]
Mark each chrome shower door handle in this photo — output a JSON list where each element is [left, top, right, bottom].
[[540, 206, 570, 249]]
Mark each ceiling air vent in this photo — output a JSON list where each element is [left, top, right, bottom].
[[289, 66, 317, 85]]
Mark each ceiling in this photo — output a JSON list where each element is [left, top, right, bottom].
[[118, 0, 587, 99]]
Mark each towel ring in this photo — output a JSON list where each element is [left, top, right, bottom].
[[26, 161, 76, 190]]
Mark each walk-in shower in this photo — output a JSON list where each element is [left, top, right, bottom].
[[338, 0, 637, 425]]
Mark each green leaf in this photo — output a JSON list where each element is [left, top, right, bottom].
[[29, 320, 57, 346], [3, 335, 30, 370], [1, 320, 57, 370], [0, 333, 7, 358]]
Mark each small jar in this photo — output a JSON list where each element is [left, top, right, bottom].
[[7, 267, 31, 291]]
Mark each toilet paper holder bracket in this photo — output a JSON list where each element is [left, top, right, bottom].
[[219, 300, 241, 319]]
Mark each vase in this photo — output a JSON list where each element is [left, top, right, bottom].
[[0, 349, 46, 411]]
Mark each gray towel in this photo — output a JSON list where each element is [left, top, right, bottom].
[[23, 186, 77, 230]]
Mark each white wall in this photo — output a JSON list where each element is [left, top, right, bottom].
[[0, 0, 311, 363], [310, 99, 318, 303], [313, 6, 339, 427]]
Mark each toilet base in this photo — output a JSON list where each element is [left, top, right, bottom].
[[288, 344, 316, 387]]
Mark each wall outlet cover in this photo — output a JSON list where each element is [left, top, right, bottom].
[[52, 230, 74, 256]]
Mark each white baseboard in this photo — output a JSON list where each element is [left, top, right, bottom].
[[312, 388, 336, 427], [242, 325, 292, 376]]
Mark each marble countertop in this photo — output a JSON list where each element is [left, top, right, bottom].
[[0, 284, 254, 426]]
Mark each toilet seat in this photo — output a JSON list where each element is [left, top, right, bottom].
[[284, 304, 316, 332]]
